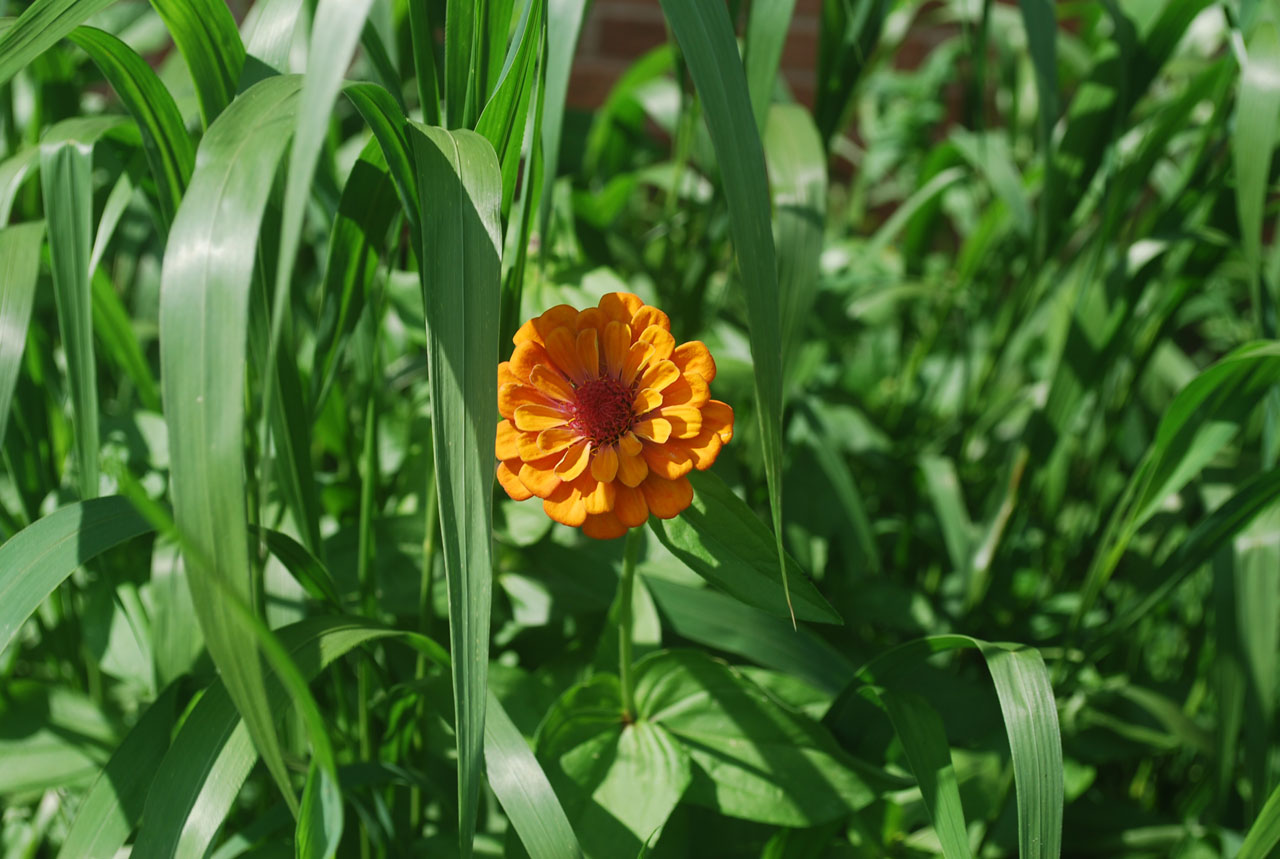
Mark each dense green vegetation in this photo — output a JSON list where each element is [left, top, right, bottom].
[[0, 0, 1279, 856]]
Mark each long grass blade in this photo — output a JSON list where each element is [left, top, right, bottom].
[[1234, 20, 1280, 321], [1240, 779, 1280, 859], [537, 0, 588, 237], [1016, 0, 1058, 257], [745, 0, 798, 133], [0, 221, 43, 451], [0, 0, 115, 86], [148, 0, 246, 128]]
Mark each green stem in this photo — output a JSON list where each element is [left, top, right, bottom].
[[618, 527, 642, 720]]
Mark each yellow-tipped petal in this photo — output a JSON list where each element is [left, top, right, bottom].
[[530, 364, 576, 402], [591, 444, 619, 483], [584, 478, 616, 514], [603, 321, 631, 379], [555, 439, 592, 480], [640, 474, 693, 519], [620, 341, 654, 386], [638, 359, 679, 392], [614, 484, 649, 527], [634, 417, 672, 443], [618, 432, 643, 457], [672, 341, 716, 383], [495, 419, 521, 460], [514, 403, 571, 432], [544, 325, 590, 383], [535, 427, 579, 456], [639, 326, 675, 361], [617, 449, 648, 487], [577, 327, 600, 378], [631, 304, 670, 333], [633, 387, 663, 415]]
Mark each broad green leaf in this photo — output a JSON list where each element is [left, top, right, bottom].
[[658, 0, 790, 619], [648, 470, 841, 625], [1240, 779, 1280, 859], [149, 0, 246, 128], [159, 73, 303, 814], [745, 0, 797, 133], [0, 221, 43, 451], [0, 146, 38, 224], [407, 0, 441, 124], [344, 82, 420, 237], [636, 650, 878, 826], [485, 690, 584, 859], [0, 681, 117, 795], [408, 123, 503, 858], [475, 0, 541, 217], [0, 0, 116, 86], [57, 683, 181, 859], [297, 762, 343, 859], [40, 138, 97, 499], [67, 26, 195, 227], [880, 690, 972, 859], [241, 0, 306, 73], [445, 0, 476, 128]]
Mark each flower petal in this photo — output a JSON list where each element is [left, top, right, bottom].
[[495, 419, 521, 460], [640, 474, 693, 519], [591, 444, 619, 483], [614, 484, 649, 527], [582, 511, 628, 540], [577, 327, 600, 378], [535, 427, 580, 456], [497, 460, 533, 501], [631, 304, 670, 333], [638, 359, 679, 392], [531, 304, 579, 342], [599, 291, 644, 325], [555, 439, 592, 480], [510, 340, 554, 383], [583, 477, 616, 514], [519, 460, 562, 499], [515, 402, 571, 432], [620, 341, 654, 386], [498, 361, 521, 388], [642, 440, 694, 480], [500, 382, 551, 421], [659, 405, 702, 438], [633, 387, 663, 415], [639, 326, 675, 361], [530, 364, 576, 402], [703, 399, 734, 443], [661, 373, 709, 408], [603, 321, 631, 379], [543, 482, 586, 527], [575, 307, 606, 334], [634, 417, 672, 444], [618, 432, 643, 457], [617, 448, 649, 487], [672, 341, 716, 383], [683, 431, 724, 471], [544, 325, 591, 383]]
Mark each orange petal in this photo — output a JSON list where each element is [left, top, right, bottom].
[[497, 461, 533, 501], [500, 382, 550, 421], [684, 431, 724, 471], [620, 341, 654, 386], [530, 364, 576, 402], [498, 361, 520, 389], [672, 341, 716, 383], [642, 441, 694, 480], [582, 511, 628, 540], [543, 483, 586, 527], [519, 460, 562, 499], [659, 405, 702, 439], [515, 403, 571, 432], [512, 318, 538, 346], [703, 399, 734, 443], [614, 484, 649, 527], [618, 432, 643, 457], [531, 305, 579, 343], [661, 373, 709, 408], [634, 417, 672, 444], [535, 427, 580, 456], [583, 477, 616, 514], [633, 387, 663, 415], [510, 340, 554, 383], [577, 327, 601, 378], [638, 359, 679, 392], [639, 326, 675, 361], [495, 419, 521, 460], [640, 474, 693, 519], [617, 449, 649, 487], [603, 321, 631, 379], [555, 439, 592, 480], [576, 307, 606, 333], [599, 292, 644, 325], [591, 444, 619, 483], [545, 326, 590, 383], [631, 304, 670, 333]]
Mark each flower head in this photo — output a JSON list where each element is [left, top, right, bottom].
[[495, 292, 734, 539]]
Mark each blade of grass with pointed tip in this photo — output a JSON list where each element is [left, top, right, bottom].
[[746, 0, 797, 134], [409, 123, 502, 859], [537, 0, 588, 238], [880, 689, 972, 859], [159, 73, 303, 815], [485, 690, 583, 859], [40, 138, 97, 500], [0, 221, 42, 451], [1017, 0, 1057, 258], [344, 82, 420, 238], [1234, 20, 1280, 328], [149, 0, 246, 128], [1240, 780, 1280, 859], [0, 0, 116, 86], [67, 26, 195, 228], [475, 0, 540, 219], [658, 0, 791, 620], [0, 146, 38, 224]]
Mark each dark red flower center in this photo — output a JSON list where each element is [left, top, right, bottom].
[[572, 376, 635, 445]]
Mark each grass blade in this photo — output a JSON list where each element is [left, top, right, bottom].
[[537, 0, 588, 237], [1240, 780, 1280, 859], [159, 73, 303, 815], [40, 138, 97, 499], [149, 0, 246, 128], [408, 0, 441, 124], [658, 0, 791, 620], [242, 0, 305, 73], [445, 0, 477, 128], [1016, 0, 1058, 257], [1234, 20, 1280, 314], [745, 0, 797, 133], [0, 0, 115, 87], [474, 0, 541, 218], [408, 123, 502, 857], [0, 221, 43, 451]]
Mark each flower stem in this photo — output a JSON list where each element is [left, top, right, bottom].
[[618, 527, 642, 721]]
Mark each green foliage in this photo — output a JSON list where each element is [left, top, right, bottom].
[[1, 0, 1278, 856]]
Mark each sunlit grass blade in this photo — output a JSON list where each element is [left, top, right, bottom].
[[538, 0, 588, 236], [880, 689, 972, 859], [1016, 0, 1057, 257], [241, 0, 305, 73], [0, 0, 115, 86], [408, 123, 502, 858], [474, 0, 541, 217], [1240, 779, 1280, 859], [40, 138, 97, 499], [485, 691, 583, 859], [0, 221, 43, 451], [0, 146, 38, 224], [0, 496, 151, 654], [344, 82, 421, 237], [56, 683, 181, 859], [658, 0, 791, 620], [159, 73, 303, 815], [746, 0, 797, 132], [1233, 20, 1280, 317], [149, 0, 246, 128], [920, 454, 975, 589], [67, 26, 195, 228]]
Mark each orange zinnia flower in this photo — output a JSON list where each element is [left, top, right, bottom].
[[495, 292, 734, 539]]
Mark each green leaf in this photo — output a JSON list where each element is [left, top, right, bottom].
[[880, 689, 972, 859], [159, 73, 303, 814], [408, 123, 503, 858], [657, 0, 790, 620], [648, 470, 841, 625], [0, 682, 117, 795], [485, 690, 584, 859], [0, 0, 116, 87], [407, 0, 441, 124], [745, 0, 797, 133], [474, 0, 542, 217], [537, 0, 589, 237], [297, 761, 343, 859], [636, 650, 877, 826], [0, 221, 43, 451], [149, 0, 246, 128], [1234, 21, 1280, 299], [445, 0, 476, 128], [241, 0, 305, 73], [57, 683, 181, 859], [343, 82, 421, 237], [40, 138, 97, 499], [1016, 0, 1058, 256], [814, 0, 891, 144], [67, 26, 196, 227], [1240, 779, 1280, 859], [0, 146, 39, 224]]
